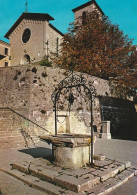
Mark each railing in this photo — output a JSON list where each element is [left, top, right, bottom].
[[0, 107, 49, 133], [0, 107, 50, 147]]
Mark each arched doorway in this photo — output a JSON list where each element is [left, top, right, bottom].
[[20, 54, 30, 65]]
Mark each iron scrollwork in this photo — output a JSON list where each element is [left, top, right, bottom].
[[51, 71, 96, 105], [51, 70, 96, 166]]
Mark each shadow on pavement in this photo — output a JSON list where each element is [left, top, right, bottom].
[[18, 147, 52, 160]]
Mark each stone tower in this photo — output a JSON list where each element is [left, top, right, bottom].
[[72, 0, 104, 23]]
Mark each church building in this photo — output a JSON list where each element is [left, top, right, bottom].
[[0, 0, 104, 67], [4, 13, 63, 66]]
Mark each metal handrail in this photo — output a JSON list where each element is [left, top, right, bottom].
[[0, 107, 49, 133]]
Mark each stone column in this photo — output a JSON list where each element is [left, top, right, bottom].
[[101, 121, 111, 139]]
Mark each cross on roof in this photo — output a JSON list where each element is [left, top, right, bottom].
[[25, 0, 28, 13]]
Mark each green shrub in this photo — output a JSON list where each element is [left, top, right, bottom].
[[39, 58, 52, 67]]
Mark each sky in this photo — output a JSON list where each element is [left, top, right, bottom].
[[0, 0, 137, 44]]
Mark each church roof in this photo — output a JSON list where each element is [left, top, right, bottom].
[[0, 40, 10, 46], [5, 13, 55, 39], [72, 0, 104, 15], [49, 24, 64, 36]]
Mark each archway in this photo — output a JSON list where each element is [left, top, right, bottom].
[[20, 54, 30, 65]]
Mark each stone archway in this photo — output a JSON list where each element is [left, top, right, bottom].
[[20, 54, 30, 65]]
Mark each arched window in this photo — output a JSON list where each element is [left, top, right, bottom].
[[24, 54, 30, 64], [82, 11, 87, 25], [5, 61, 8, 67], [20, 54, 30, 65]]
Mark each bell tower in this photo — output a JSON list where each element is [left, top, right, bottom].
[[72, 0, 104, 22]]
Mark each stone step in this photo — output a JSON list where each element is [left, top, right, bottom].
[[0, 109, 39, 149], [0, 135, 26, 142], [0, 129, 36, 133], [0, 132, 38, 139], [0, 135, 38, 142], [9, 159, 132, 193], [0, 136, 38, 149], [0, 142, 25, 149], [87, 167, 137, 195], [0, 141, 36, 149], [0, 165, 82, 195], [0, 131, 36, 137], [0, 132, 23, 137], [0, 130, 37, 138], [0, 125, 20, 129], [0, 119, 17, 122], [0, 127, 21, 131], [0, 162, 137, 195]]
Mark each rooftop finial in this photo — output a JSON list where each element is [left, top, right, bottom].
[[25, 0, 28, 13]]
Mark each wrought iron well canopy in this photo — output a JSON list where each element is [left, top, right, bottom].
[[51, 70, 96, 166]]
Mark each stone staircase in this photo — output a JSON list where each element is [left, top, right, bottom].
[[0, 157, 137, 195], [0, 108, 40, 149]]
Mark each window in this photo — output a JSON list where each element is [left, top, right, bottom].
[[5, 62, 8, 67], [24, 54, 30, 64], [22, 28, 31, 43], [5, 48, 8, 55], [56, 38, 59, 56], [46, 40, 49, 56], [82, 11, 87, 25]]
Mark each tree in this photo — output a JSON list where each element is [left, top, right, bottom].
[[54, 11, 137, 97]]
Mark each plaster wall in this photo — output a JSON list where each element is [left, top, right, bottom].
[[46, 23, 62, 56], [0, 41, 11, 67]]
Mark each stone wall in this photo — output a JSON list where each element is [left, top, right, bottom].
[[27, 65, 111, 134], [99, 96, 136, 140], [0, 65, 31, 117], [0, 65, 136, 139], [0, 65, 111, 135]]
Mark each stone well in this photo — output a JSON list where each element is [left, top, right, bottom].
[[40, 134, 95, 169]]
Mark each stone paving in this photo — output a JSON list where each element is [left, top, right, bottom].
[[95, 139, 137, 195], [0, 171, 46, 195], [107, 176, 137, 195], [0, 143, 48, 195], [4, 157, 134, 194], [95, 139, 137, 166], [0, 139, 136, 194]]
